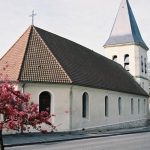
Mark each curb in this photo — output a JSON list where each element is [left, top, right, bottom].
[[4, 128, 150, 147]]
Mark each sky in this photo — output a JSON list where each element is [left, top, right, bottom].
[[0, 0, 150, 60]]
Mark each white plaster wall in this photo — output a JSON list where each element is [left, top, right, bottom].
[[18, 83, 71, 132], [135, 45, 148, 78], [70, 85, 149, 131], [104, 45, 136, 76], [134, 46, 149, 93], [104, 45, 149, 93], [14, 83, 149, 132], [136, 78, 149, 94]]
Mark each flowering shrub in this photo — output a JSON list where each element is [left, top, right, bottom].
[[0, 81, 56, 133], [0, 64, 56, 133]]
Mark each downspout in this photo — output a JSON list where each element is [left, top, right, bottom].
[[69, 85, 73, 131], [22, 83, 26, 93]]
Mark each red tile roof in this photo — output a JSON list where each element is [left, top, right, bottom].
[[0, 26, 32, 81], [0, 26, 148, 96]]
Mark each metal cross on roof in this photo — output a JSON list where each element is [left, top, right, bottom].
[[29, 10, 37, 25]]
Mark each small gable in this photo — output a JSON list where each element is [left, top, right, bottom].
[[19, 27, 72, 83]]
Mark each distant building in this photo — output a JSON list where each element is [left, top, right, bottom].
[[0, 0, 149, 132]]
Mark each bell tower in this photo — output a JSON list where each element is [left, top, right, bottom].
[[104, 0, 149, 93]]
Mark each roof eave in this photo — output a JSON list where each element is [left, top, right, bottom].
[[18, 80, 149, 97], [104, 42, 149, 50]]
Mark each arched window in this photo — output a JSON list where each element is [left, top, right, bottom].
[[118, 97, 121, 115], [124, 54, 129, 71], [39, 91, 51, 114], [141, 56, 144, 72], [112, 55, 117, 62], [82, 92, 89, 118], [144, 99, 146, 113], [138, 99, 140, 114], [105, 96, 108, 117], [131, 98, 134, 114], [144, 58, 147, 74]]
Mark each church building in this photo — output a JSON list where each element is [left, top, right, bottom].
[[0, 0, 149, 132]]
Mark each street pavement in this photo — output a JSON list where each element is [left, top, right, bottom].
[[3, 126, 150, 148], [5, 132, 150, 150]]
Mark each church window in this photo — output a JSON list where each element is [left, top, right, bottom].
[[138, 99, 140, 114], [144, 99, 146, 113], [105, 96, 109, 117], [124, 54, 129, 71], [82, 92, 89, 118], [112, 55, 117, 62], [141, 56, 144, 72], [131, 98, 134, 114], [144, 58, 147, 74], [118, 97, 121, 115], [39, 91, 51, 114]]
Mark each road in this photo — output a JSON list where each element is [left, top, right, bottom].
[[6, 132, 150, 150]]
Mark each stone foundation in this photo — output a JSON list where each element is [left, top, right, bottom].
[[80, 119, 150, 132]]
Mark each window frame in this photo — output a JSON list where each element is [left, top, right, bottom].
[[124, 54, 129, 71], [131, 98, 134, 114], [105, 96, 109, 117], [39, 91, 51, 114], [118, 97, 122, 115], [82, 92, 89, 119]]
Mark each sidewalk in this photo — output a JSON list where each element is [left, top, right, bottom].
[[3, 126, 150, 147]]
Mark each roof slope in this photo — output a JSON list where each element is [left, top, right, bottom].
[[0, 25, 148, 96], [0, 26, 32, 81], [104, 0, 148, 50]]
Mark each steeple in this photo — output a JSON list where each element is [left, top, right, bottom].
[[104, 0, 148, 50]]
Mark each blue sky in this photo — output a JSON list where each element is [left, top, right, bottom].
[[0, 0, 150, 60]]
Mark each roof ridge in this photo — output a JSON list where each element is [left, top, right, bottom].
[[33, 26, 95, 53], [18, 26, 34, 81]]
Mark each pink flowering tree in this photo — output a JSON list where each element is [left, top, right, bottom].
[[0, 78, 55, 149]]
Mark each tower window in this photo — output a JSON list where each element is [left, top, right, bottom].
[[141, 56, 144, 72], [105, 96, 109, 117], [124, 54, 129, 71], [112, 55, 117, 62], [144, 58, 147, 74], [82, 92, 89, 118]]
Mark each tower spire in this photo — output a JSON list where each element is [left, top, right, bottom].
[[104, 0, 148, 50]]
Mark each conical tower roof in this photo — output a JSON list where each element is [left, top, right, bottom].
[[0, 25, 148, 96], [104, 0, 148, 50]]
